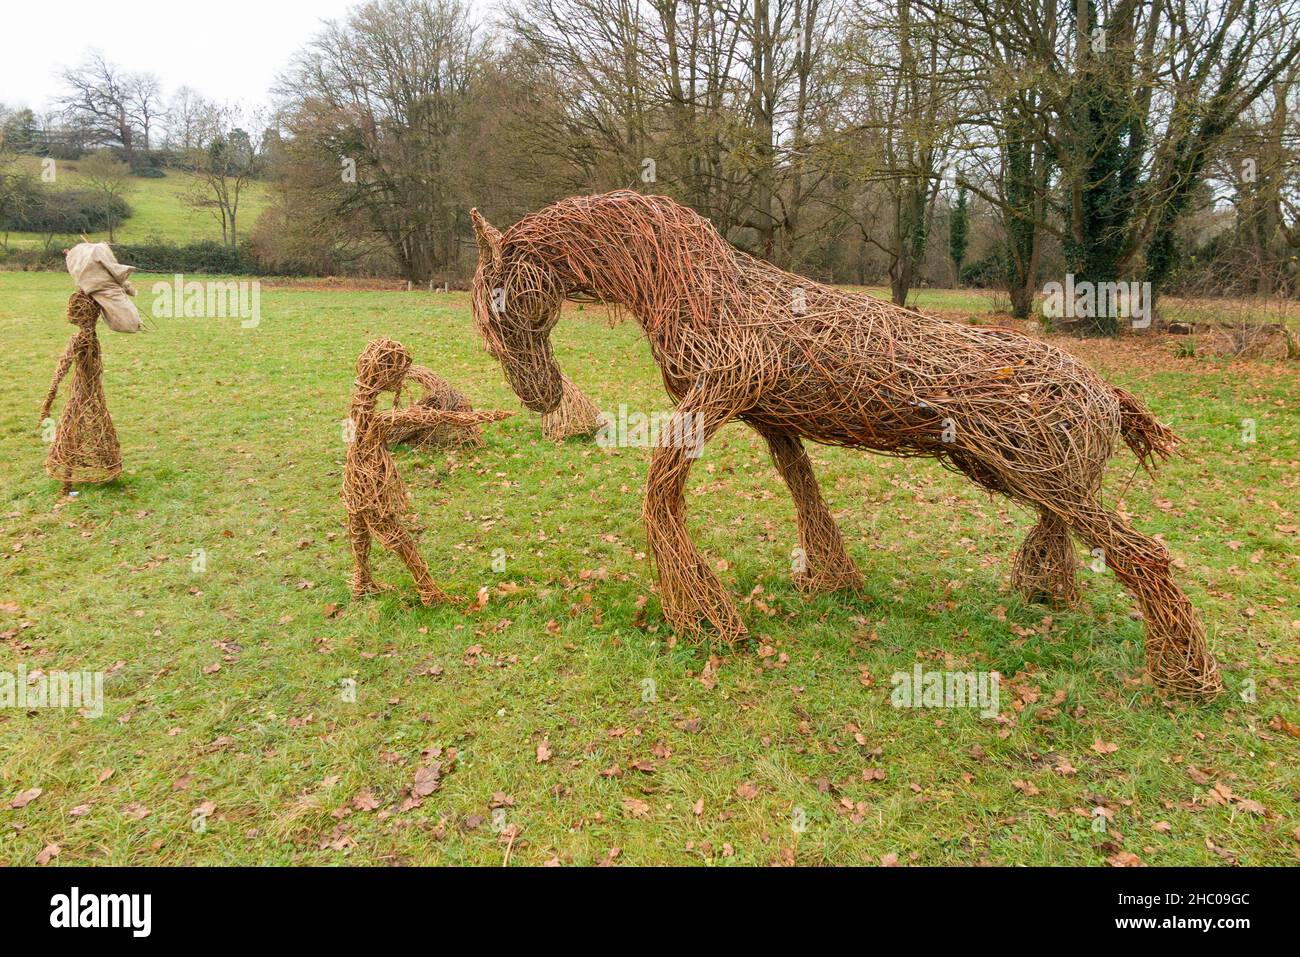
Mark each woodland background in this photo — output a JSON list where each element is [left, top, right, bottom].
[[2, 0, 1299, 334]]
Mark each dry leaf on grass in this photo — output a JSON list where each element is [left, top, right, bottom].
[[413, 764, 442, 797], [9, 787, 41, 809], [36, 844, 60, 865]]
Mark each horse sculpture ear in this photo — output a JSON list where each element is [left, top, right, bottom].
[[470, 208, 503, 273]]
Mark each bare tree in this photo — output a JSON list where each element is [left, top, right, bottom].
[[828, 0, 968, 303], [58, 53, 160, 164], [0, 135, 37, 248], [128, 73, 163, 151], [508, 0, 844, 263], [506, 0, 657, 190], [183, 107, 265, 246], [78, 150, 134, 242], [164, 87, 221, 152], [276, 0, 485, 282]]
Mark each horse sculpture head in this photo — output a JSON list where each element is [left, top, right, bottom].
[[470, 209, 565, 414]]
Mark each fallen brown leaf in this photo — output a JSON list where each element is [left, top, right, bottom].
[[9, 787, 41, 809]]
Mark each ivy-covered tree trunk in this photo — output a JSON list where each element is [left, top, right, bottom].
[[948, 186, 968, 285], [1002, 107, 1038, 322], [890, 177, 930, 305], [1061, 1, 1140, 335]]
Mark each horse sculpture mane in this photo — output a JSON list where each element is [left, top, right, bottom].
[[488, 191, 738, 337], [470, 191, 1221, 698]]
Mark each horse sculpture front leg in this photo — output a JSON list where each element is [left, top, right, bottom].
[[643, 388, 747, 642]]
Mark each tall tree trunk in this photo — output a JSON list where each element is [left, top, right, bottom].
[[750, 0, 777, 258], [1003, 104, 1040, 321]]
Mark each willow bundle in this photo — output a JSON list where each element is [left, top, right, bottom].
[[541, 374, 602, 441], [469, 192, 1220, 697], [388, 365, 484, 450]]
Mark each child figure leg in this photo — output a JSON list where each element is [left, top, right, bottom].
[[373, 520, 454, 606], [347, 512, 392, 598]]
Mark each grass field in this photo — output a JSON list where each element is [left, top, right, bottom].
[[1, 271, 1296, 866], [2, 157, 271, 249]]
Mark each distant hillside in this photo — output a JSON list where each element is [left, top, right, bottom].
[[2, 156, 271, 249]]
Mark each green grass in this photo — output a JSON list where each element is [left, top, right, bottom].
[[1, 271, 1296, 866], [2, 156, 270, 249], [856, 286, 1000, 314], [861, 285, 1300, 331]]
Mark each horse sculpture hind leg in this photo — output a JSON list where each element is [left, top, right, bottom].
[[753, 424, 865, 595], [1012, 511, 1080, 606], [952, 424, 1220, 697], [1051, 497, 1220, 696]]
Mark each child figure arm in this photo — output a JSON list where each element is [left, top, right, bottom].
[[377, 406, 511, 439]]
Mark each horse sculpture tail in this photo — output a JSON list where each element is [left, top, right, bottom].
[[1113, 386, 1179, 472]]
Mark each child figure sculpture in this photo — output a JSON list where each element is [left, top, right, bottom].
[[343, 337, 510, 604]]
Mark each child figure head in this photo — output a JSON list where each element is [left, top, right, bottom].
[[356, 337, 412, 393]]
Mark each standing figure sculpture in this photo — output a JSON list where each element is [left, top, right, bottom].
[[343, 337, 510, 604], [39, 244, 143, 493], [469, 192, 1220, 697], [39, 292, 124, 492]]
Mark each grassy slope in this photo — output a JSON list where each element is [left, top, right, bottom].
[[2, 156, 270, 249], [0, 272, 1296, 865]]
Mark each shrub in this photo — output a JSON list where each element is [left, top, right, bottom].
[[0, 246, 65, 271], [45, 143, 85, 162], [0, 236, 314, 276], [103, 239, 309, 276], [1, 187, 131, 234], [247, 202, 393, 277], [129, 150, 170, 178], [960, 250, 1008, 289], [108, 240, 251, 274]]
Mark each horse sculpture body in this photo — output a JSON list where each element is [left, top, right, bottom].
[[470, 191, 1220, 697]]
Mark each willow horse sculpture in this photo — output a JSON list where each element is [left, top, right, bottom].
[[470, 192, 1220, 697]]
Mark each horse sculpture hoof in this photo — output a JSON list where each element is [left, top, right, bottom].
[[351, 579, 394, 599], [794, 566, 866, 596]]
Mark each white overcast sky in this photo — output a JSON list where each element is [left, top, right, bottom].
[[0, 0, 455, 114]]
